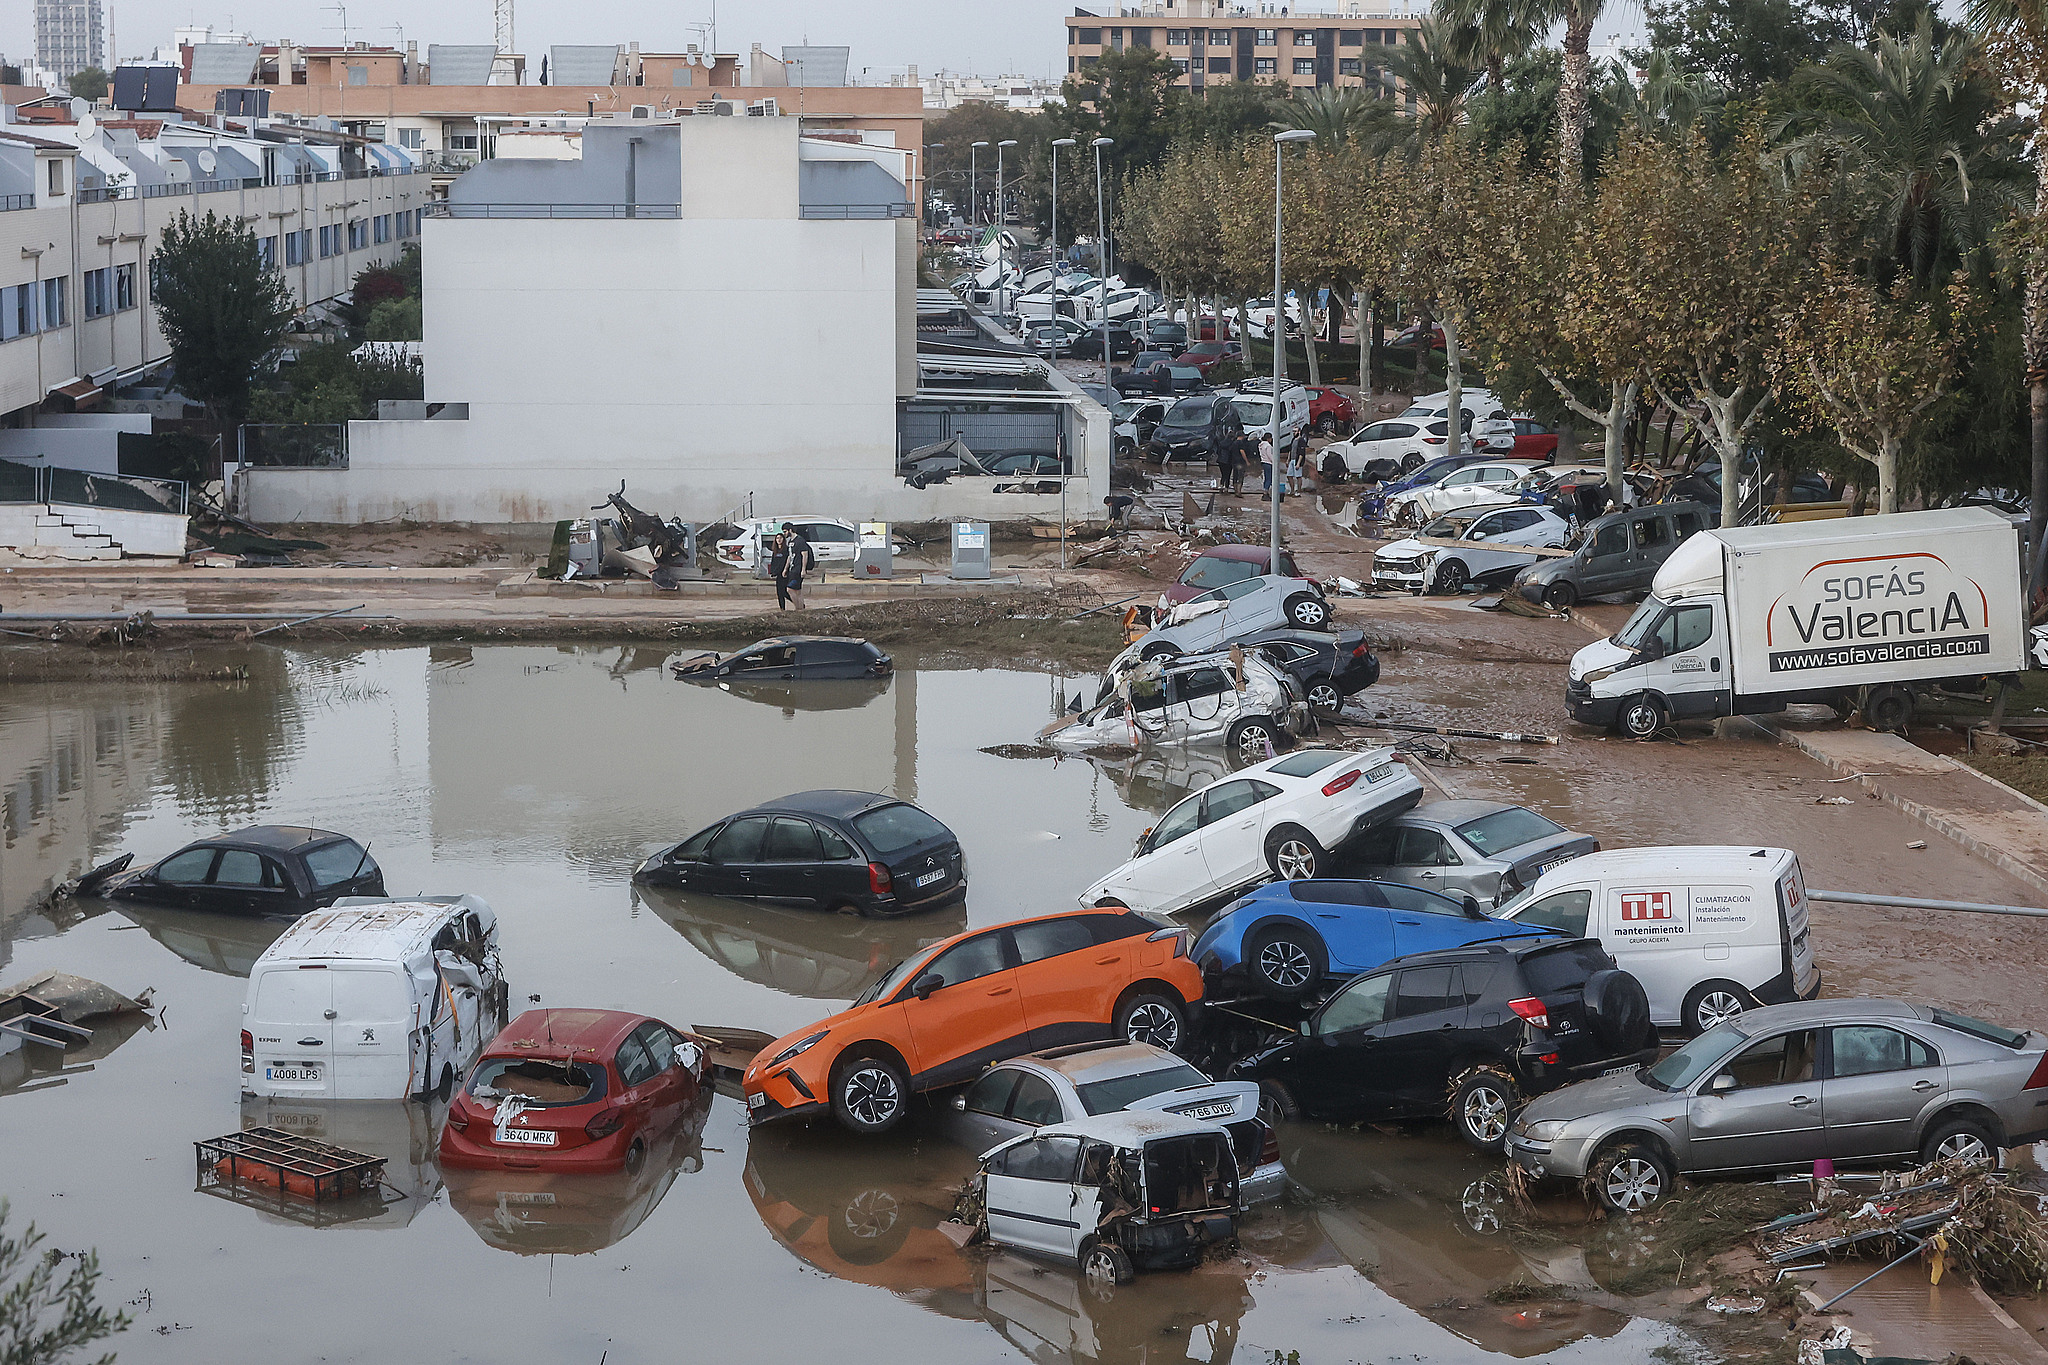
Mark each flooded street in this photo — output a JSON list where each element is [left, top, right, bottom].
[[0, 644, 1711, 1364]]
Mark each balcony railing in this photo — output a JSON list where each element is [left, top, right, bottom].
[[425, 201, 683, 219], [1, 193, 37, 212], [801, 202, 916, 220]]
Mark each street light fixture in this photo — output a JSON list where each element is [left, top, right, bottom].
[[995, 139, 1019, 311], [1093, 137, 1114, 398], [1270, 128, 1316, 571], [1050, 138, 1077, 366], [970, 141, 988, 231]]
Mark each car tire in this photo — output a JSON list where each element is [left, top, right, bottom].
[[1082, 1241, 1135, 1299], [1864, 684, 1914, 732], [1541, 582, 1576, 611], [1315, 414, 1337, 435], [1401, 452, 1423, 474], [1590, 1140, 1673, 1214], [1246, 921, 1326, 1000], [1618, 694, 1667, 741], [624, 1137, 647, 1176], [1920, 1115, 2003, 1168], [1140, 641, 1180, 662], [1116, 992, 1186, 1051], [1433, 559, 1470, 595], [1257, 1080, 1304, 1127], [1450, 1066, 1520, 1152], [1681, 980, 1750, 1036], [1307, 680, 1344, 716], [1264, 826, 1326, 882], [1584, 968, 1653, 1052], [831, 1053, 910, 1136], [1228, 716, 1281, 761], [1284, 594, 1330, 629]]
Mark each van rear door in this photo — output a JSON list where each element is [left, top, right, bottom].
[[1778, 858, 1817, 998], [250, 965, 335, 1097], [331, 966, 415, 1099]]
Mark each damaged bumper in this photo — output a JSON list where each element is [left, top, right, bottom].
[[1565, 678, 1620, 728]]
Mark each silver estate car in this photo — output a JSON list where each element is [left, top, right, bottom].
[[1342, 801, 1599, 907], [1508, 999, 2048, 1213]]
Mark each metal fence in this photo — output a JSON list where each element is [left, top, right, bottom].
[[238, 424, 348, 469], [0, 194, 32, 212], [0, 462, 188, 514], [424, 201, 683, 220]]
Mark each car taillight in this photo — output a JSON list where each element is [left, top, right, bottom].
[[585, 1108, 624, 1139], [869, 862, 893, 894], [2025, 1052, 2048, 1090], [1424, 436, 1445, 444], [1260, 1126, 1281, 1165], [1351, 643, 1368, 658], [1508, 997, 1550, 1028], [446, 1105, 469, 1131], [1146, 926, 1189, 957], [1322, 769, 1362, 796], [241, 1030, 254, 1074]]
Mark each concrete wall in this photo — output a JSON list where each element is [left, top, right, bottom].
[[0, 501, 187, 557]]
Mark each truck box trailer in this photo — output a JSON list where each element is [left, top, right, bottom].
[[1566, 507, 2027, 736]]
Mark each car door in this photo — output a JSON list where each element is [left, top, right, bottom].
[[698, 816, 772, 898], [1195, 779, 1282, 894], [208, 849, 301, 917], [1112, 793, 1212, 911], [613, 1030, 662, 1137], [1429, 467, 1482, 515], [1380, 883, 1489, 955], [1011, 916, 1114, 1047], [956, 1069, 1027, 1152], [1651, 602, 1721, 718], [984, 1136, 1086, 1258], [757, 816, 832, 906], [902, 930, 1027, 1088], [1577, 519, 1633, 596], [1686, 1028, 1825, 1172], [1385, 826, 1462, 898], [1370, 966, 1468, 1114], [722, 645, 799, 682], [142, 846, 218, 911], [1296, 971, 1398, 1120], [1629, 510, 1676, 588], [1820, 1025, 1942, 1160]]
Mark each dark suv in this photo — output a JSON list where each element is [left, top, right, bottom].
[[1230, 937, 1658, 1151]]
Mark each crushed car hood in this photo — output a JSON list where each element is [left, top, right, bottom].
[[1519, 1068, 1666, 1124]]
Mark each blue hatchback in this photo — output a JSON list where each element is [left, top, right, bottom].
[[1190, 879, 1557, 1001]]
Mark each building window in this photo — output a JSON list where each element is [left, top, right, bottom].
[[1254, 57, 1277, 73], [1080, 54, 1098, 67], [346, 65, 368, 85], [374, 214, 391, 243], [347, 219, 367, 251], [258, 235, 277, 270], [1166, 28, 1189, 44], [1340, 30, 1363, 45], [1295, 31, 1318, 45], [1075, 26, 1101, 44], [1130, 27, 1152, 46], [1209, 29, 1231, 43], [442, 121, 479, 151], [285, 230, 306, 266], [1208, 56, 1232, 72], [1294, 57, 1317, 74], [1255, 29, 1277, 45], [318, 225, 337, 258], [1339, 57, 1362, 75], [82, 268, 110, 319], [47, 160, 64, 196], [115, 263, 136, 311], [1, 283, 36, 341], [398, 127, 423, 149]]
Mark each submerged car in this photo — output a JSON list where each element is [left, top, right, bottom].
[[634, 791, 964, 917], [1341, 801, 1598, 908], [1082, 749, 1424, 915], [1370, 505, 1572, 596], [742, 908, 1205, 1135], [670, 637, 892, 682], [76, 826, 385, 918], [440, 1009, 710, 1173], [1509, 999, 2048, 1212], [945, 1040, 1287, 1204], [1190, 878, 1558, 1001], [1044, 651, 1309, 758], [972, 1109, 1243, 1287]]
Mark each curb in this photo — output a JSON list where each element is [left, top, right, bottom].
[[1747, 717, 2048, 901]]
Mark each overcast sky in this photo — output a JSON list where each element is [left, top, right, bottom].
[[8, 0, 1648, 82]]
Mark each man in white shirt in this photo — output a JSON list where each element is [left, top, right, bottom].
[[1259, 433, 1277, 498]]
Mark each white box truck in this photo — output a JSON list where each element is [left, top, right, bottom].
[[1567, 507, 2027, 737]]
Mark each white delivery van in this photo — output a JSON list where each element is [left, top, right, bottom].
[[243, 896, 505, 1102], [1567, 507, 2027, 738], [1499, 846, 1819, 1035], [1226, 381, 1313, 449]]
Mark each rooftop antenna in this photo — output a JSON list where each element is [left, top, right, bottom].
[[493, 0, 513, 59], [324, 1, 350, 46]]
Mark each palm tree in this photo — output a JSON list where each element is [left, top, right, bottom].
[[1773, 16, 2028, 284], [1361, 18, 1484, 158], [1538, 0, 1606, 193], [1269, 85, 1390, 144], [1436, 0, 1547, 97], [1603, 50, 1722, 137]]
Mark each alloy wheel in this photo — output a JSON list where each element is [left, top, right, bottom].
[[1124, 1001, 1180, 1049], [1258, 938, 1314, 989], [1274, 839, 1317, 880], [1936, 1132, 1992, 1165], [1461, 1086, 1510, 1146], [843, 1065, 901, 1127], [1603, 1158, 1663, 1212], [1236, 724, 1274, 759], [1292, 599, 1328, 627], [1308, 682, 1342, 714], [842, 1189, 901, 1241], [1696, 991, 1745, 1031]]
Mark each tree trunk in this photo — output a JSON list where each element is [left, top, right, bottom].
[[1604, 379, 1637, 494], [1369, 287, 1385, 390], [2028, 141, 2048, 598], [1302, 283, 1322, 387], [1443, 312, 1462, 458], [1558, 10, 1595, 196], [1488, 55, 1503, 98], [1877, 436, 1902, 514], [1414, 303, 1431, 392], [1357, 288, 1372, 412]]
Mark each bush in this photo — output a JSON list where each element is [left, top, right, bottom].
[[366, 297, 422, 342], [247, 341, 422, 425]]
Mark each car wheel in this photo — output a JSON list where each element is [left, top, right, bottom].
[[1140, 641, 1179, 662], [1401, 452, 1424, 474], [1315, 414, 1337, 435], [1117, 992, 1187, 1051], [1433, 559, 1470, 595], [1082, 1241, 1135, 1299], [1284, 594, 1330, 629], [623, 1137, 647, 1176], [1864, 684, 1914, 732], [1590, 1141, 1673, 1214], [1618, 694, 1667, 741], [1246, 922, 1326, 1000], [1228, 716, 1280, 761], [1264, 826, 1325, 882], [1450, 1066, 1520, 1152], [1681, 980, 1750, 1036], [1541, 581, 1576, 611], [1307, 680, 1344, 716], [1921, 1115, 2003, 1168], [827, 1188, 911, 1265], [1257, 1080, 1304, 1126], [831, 1054, 909, 1136]]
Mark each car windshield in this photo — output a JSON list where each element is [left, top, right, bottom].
[[1422, 514, 1477, 538], [1455, 807, 1565, 855], [1075, 1062, 1212, 1115], [1160, 397, 1215, 429], [1182, 556, 1260, 589], [1639, 1024, 1746, 1091], [469, 1056, 608, 1107], [1233, 398, 1273, 426], [1409, 458, 1462, 483], [850, 803, 950, 856], [856, 949, 935, 1006], [1613, 594, 1672, 650]]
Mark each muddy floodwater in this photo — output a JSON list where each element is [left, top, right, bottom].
[[0, 645, 1699, 1364]]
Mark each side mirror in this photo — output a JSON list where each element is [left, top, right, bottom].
[[950, 1094, 967, 1112], [913, 973, 944, 1001], [1709, 1073, 1737, 1095], [1461, 895, 1486, 921]]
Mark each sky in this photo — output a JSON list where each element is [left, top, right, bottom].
[[6, 0, 1649, 82]]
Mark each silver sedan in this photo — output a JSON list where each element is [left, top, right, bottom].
[[1508, 998, 2048, 1213]]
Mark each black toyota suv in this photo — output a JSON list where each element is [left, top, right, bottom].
[[1230, 937, 1658, 1152]]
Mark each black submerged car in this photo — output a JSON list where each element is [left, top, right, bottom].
[[76, 825, 384, 917], [634, 791, 965, 916], [672, 637, 892, 683]]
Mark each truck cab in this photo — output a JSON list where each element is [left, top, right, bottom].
[[1568, 591, 1734, 737]]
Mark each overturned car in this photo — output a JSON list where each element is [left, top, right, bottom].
[[1041, 651, 1310, 759]]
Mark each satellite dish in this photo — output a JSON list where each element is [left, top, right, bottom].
[[76, 112, 97, 139], [69, 97, 88, 120], [198, 149, 217, 174]]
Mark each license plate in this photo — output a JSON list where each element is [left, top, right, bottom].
[[1600, 1063, 1641, 1078], [1365, 763, 1394, 783], [1539, 857, 1570, 875], [500, 1192, 557, 1206], [1175, 1101, 1235, 1121], [748, 1091, 768, 1110], [265, 1066, 320, 1083], [914, 868, 946, 887], [494, 1126, 557, 1146]]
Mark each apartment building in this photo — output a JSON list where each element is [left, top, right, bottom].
[[35, 0, 104, 82], [1064, 1, 1419, 91]]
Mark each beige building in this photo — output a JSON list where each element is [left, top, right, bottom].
[[1064, 1, 1419, 92]]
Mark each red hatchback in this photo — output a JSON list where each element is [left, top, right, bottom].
[[441, 1009, 708, 1173], [1305, 385, 1358, 435]]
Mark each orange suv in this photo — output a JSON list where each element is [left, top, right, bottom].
[[744, 908, 1205, 1134]]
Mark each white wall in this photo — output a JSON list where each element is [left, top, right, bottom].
[[0, 502, 187, 557]]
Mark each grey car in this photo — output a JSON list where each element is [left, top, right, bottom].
[[945, 1041, 1288, 1203], [1508, 999, 2048, 1213], [1340, 801, 1598, 906], [1515, 501, 1714, 610], [1124, 574, 1332, 665]]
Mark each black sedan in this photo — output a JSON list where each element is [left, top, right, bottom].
[[633, 791, 965, 916], [671, 637, 892, 683], [1239, 628, 1380, 716], [75, 825, 384, 917], [1068, 323, 1141, 361]]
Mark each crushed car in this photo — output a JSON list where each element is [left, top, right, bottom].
[[1371, 506, 1572, 596], [1124, 574, 1333, 662], [1041, 651, 1309, 757]]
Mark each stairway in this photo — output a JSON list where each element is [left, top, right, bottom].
[[1, 505, 124, 561]]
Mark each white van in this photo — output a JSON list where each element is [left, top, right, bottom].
[[1498, 846, 1819, 1036], [1226, 382, 1312, 449], [243, 896, 506, 1102]]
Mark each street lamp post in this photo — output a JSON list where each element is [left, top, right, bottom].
[[1092, 137, 1113, 391], [923, 142, 943, 228], [1050, 137, 1076, 365], [996, 139, 1018, 313], [970, 140, 988, 231], [1270, 129, 1316, 571]]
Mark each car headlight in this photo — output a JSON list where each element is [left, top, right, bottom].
[[1581, 665, 1617, 684], [766, 1031, 829, 1068], [1517, 1119, 1569, 1142]]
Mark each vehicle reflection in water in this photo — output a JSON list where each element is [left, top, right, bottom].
[[443, 1088, 712, 1255], [114, 903, 292, 978], [635, 884, 965, 1002], [1279, 1125, 1629, 1357], [1086, 747, 1242, 817], [0, 1010, 154, 1098], [229, 1095, 446, 1229], [979, 1247, 1256, 1365], [711, 676, 893, 715]]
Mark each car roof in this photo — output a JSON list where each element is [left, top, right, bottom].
[[486, 1008, 648, 1057], [1402, 800, 1520, 825], [742, 789, 903, 819], [1532, 845, 1792, 883], [1191, 545, 1275, 564], [1010, 1040, 1191, 1085], [743, 636, 873, 649], [1728, 998, 1929, 1033], [213, 825, 351, 852], [259, 895, 494, 964], [1032, 1107, 1227, 1148], [1376, 935, 1594, 969]]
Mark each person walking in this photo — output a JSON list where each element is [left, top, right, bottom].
[[1216, 435, 1240, 495], [1259, 431, 1277, 499], [1290, 428, 1310, 488], [767, 531, 792, 610], [779, 520, 816, 611]]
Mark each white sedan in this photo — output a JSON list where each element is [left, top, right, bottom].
[[1081, 747, 1425, 915], [714, 516, 860, 571], [1372, 504, 1572, 594]]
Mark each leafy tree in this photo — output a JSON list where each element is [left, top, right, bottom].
[[66, 67, 107, 101], [0, 1201, 128, 1364], [1177, 77, 1294, 144], [1053, 47, 1184, 176], [924, 103, 1042, 224], [152, 210, 295, 426], [1645, 0, 1857, 90], [1604, 50, 1724, 138], [351, 263, 410, 311], [247, 341, 422, 425], [1361, 20, 1483, 157], [366, 297, 422, 341], [1438, 0, 1551, 96]]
